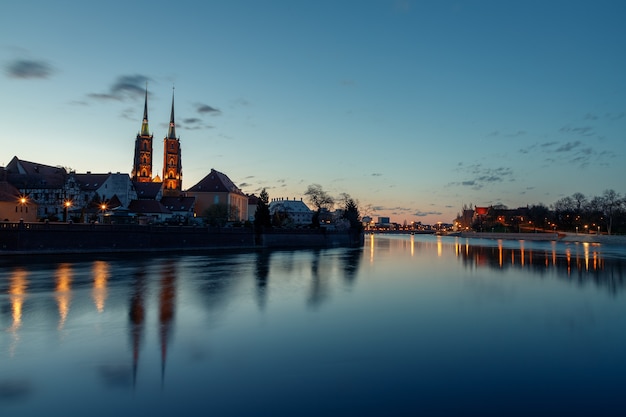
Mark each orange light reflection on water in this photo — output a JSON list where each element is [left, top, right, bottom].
[[92, 261, 109, 313], [55, 263, 73, 330]]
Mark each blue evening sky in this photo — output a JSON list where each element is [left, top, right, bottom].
[[2, 0, 625, 224]]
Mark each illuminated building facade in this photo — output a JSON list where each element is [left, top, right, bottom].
[[162, 91, 182, 197]]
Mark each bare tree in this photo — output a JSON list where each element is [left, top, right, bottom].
[[600, 189, 622, 235], [304, 184, 334, 212]]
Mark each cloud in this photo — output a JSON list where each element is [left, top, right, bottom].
[[559, 125, 594, 136], [414, 209, 442, 217], [554, 141, 581, 152], [489, 130, 526, 138], [88, 74, 150, 101], [196, 103, 222, 115], [450, 164, 514, 190], [5, 59, 53, 79], [371, 173, 383, 177]]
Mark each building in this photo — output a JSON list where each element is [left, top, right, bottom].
[[128, 199, 172, 224], [74, 172, 137, 210], [130, 86, 181, 197], [131, 86, 154, 183], [160, 195, 196, 224], [5, 156, 70, 220], [268, 198, 313, 226], [162, 91, 182, 197], [247, 194, 259, 222], [186, 169, 248, 222], [0, 179, 37, 222]]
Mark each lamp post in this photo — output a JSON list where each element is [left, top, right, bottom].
[[18, 196, 27, 221], [63, 200, 72, 222], [100, 204, 107, 224]]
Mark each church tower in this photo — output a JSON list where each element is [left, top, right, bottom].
[[131, 85, 153, 182], [162, 89, 182, 196]]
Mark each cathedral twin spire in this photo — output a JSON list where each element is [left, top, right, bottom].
[[132, 85, 182, 195]]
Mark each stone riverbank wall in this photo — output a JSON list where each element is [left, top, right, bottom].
[[0, 222, 363, 255]]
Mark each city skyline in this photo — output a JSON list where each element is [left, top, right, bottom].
[[2, 1, 625, 224]]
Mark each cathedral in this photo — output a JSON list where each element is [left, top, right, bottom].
[[131, 86, 182, 197]]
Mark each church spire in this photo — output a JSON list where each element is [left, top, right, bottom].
[[140, 83, 150, 137], [167, 87, 176, 139]]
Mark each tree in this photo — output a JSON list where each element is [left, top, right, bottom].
[[572, 192, 587, 212], [600, 189, 622, 235], [254, 188, 271, 229], [305, 184, 334, 212], [203, 203, 238, 227], [527, 203, 551, 231], [342, 196, 362, 232], [305, 184, 334, 227]]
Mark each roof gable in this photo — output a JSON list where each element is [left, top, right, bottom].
[[128, 199, 171, 214], [75, 173, 111, 191], [160, 196, 195, 211], [187, 169, 245, 195]]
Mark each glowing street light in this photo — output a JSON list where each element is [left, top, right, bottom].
[[63, 200, 72, 222], [100, 204, 107, 223]]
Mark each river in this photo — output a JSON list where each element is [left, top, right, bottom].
[[1, 234, 625, 416]]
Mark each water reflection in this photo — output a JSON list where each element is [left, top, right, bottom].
[[255, 251, 271, 310], [159, 261, 177, 385], [55, 263, 72, 330], [2, 239, 626, 416], [8, 268, 28, 356], [92, 260, 109, 313], [129, 267, 146, 387], [367, 235, 625, 294]]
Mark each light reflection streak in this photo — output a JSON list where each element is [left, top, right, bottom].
[[498, 240, 503, 268], [410, 234, 414, 257], [520, 241, 525, 267], [437, 236, 442, 257], [55, 263, 73, 330], [8, 268, 28, 356], [369, 234, 375, 263], [92, 261, 109, 313], [583, 242, 590, 271]]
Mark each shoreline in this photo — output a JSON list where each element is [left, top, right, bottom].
[[457, 231, 626, 246]]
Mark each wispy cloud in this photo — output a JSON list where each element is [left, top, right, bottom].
[[88, 74, 150, 101], [559, 125, 594, 136], [450, 164, 514, 190], [196, 103, 222, 115], [414, 209, 442, 217], [554, 141, 581, 152], [5, 59, 54, 79]]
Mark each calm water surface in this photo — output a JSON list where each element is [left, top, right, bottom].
[[1, 234, 626, 416]]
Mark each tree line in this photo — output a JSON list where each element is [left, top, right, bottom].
[[459, 189, 625, 235]]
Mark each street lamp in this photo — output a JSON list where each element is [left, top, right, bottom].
[[100, 204, 107, 223], [18, 196, 28, 221], [63, 200, 72, 222]]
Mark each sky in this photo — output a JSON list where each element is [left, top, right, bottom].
[[2, 0, 625, 225]]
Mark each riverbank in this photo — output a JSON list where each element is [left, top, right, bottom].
[[458, 231, 626, 246], [0, 221, 364, 256]]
